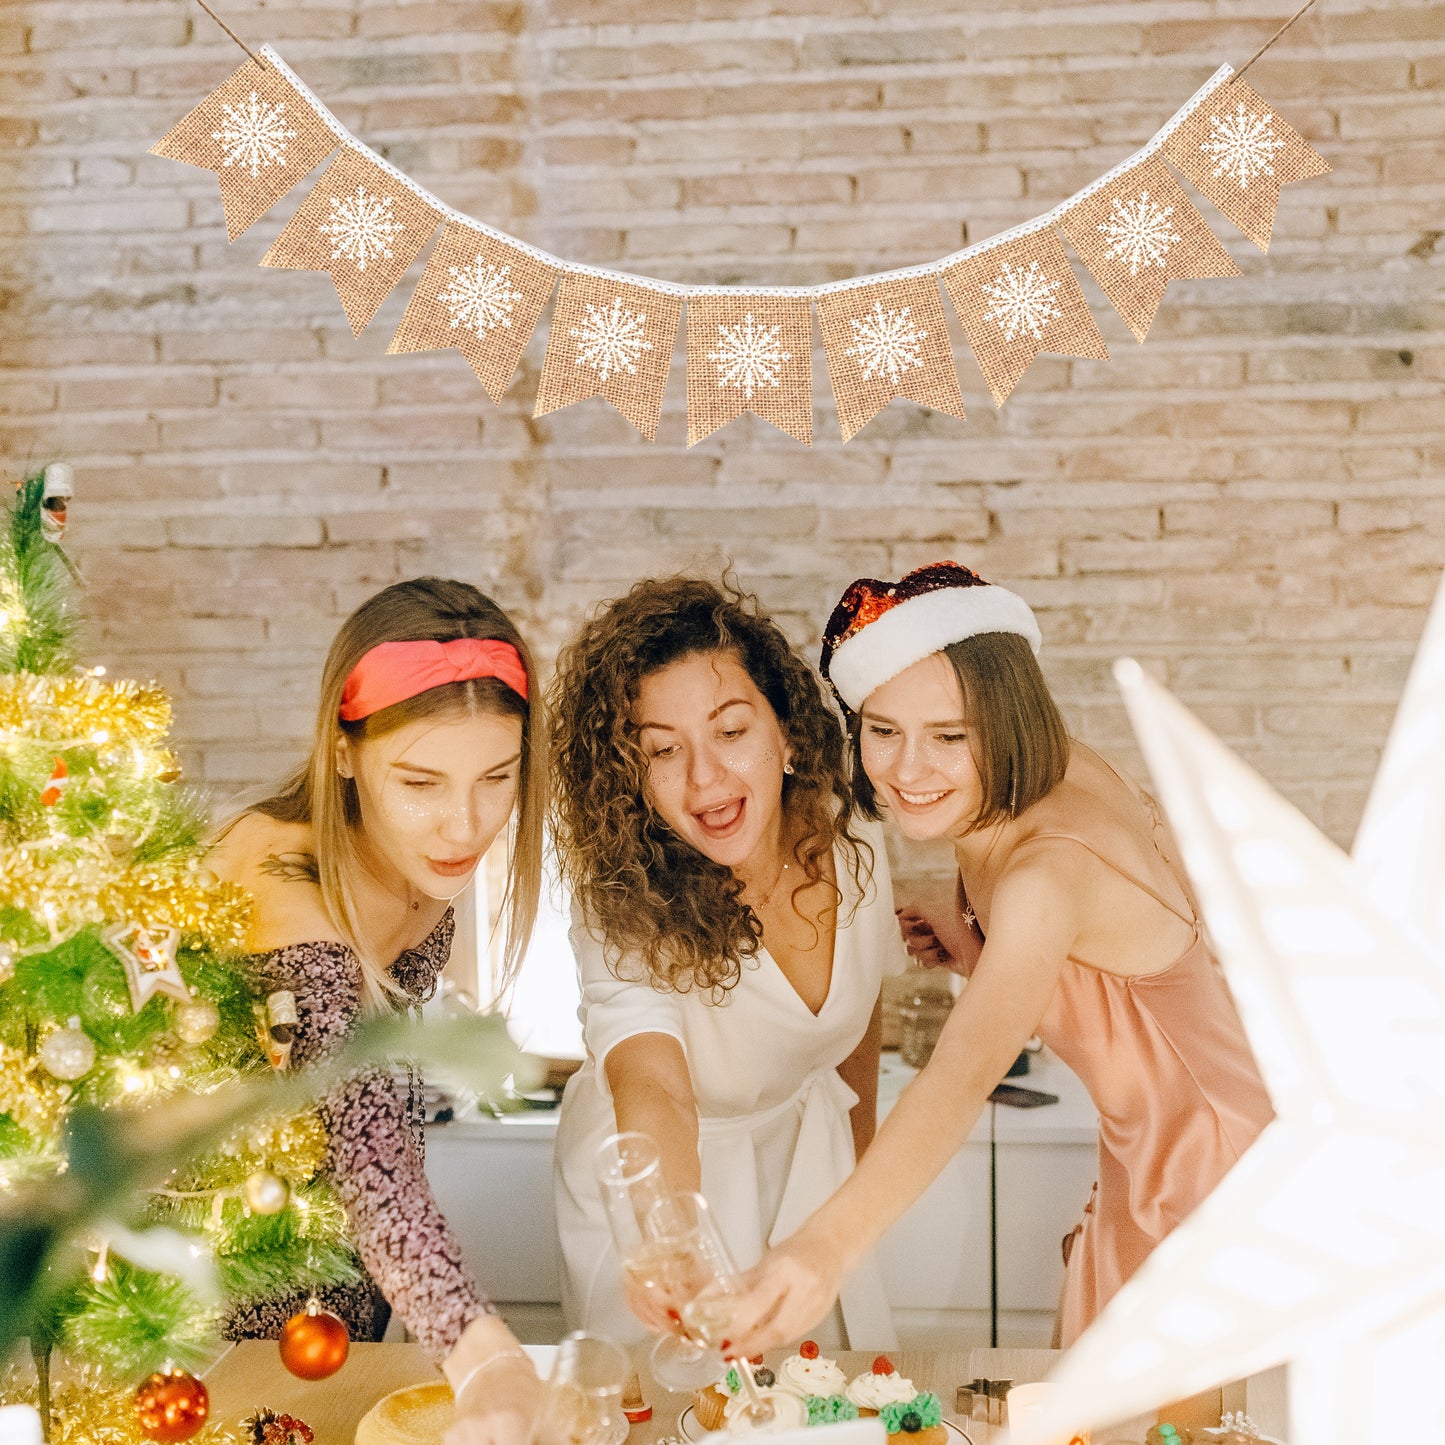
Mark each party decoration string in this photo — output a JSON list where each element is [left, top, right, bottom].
[[153, 9, 1328, 442]]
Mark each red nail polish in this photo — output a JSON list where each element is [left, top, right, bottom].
[[667, 1309, 681, 1322], [720, 1340, 731, 1352]]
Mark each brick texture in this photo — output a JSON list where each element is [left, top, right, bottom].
[[3, 0, 1444, 877]]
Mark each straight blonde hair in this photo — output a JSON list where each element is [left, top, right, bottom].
[[247, 578, 546, 1010]]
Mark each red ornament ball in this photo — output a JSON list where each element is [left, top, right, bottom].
[[279, 1303, 350, 1380], [134, 1368, 210, 1443]]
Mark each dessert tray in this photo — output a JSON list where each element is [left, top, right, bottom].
[[678, 1405, 975, 1444]]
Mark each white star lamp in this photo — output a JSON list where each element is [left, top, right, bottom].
[[1007, 572, 1445, 1445]]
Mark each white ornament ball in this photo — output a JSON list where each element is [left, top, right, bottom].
[[39, 1017, 95, 1081], [174, 997, 220, 1045], [244, 1169, 289, 1216]]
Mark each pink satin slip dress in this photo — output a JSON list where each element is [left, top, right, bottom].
[[965, 831, 1274, 1346]]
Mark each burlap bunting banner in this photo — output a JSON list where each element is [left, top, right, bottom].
[[1057, 156, 1240, 343], [260, 147, 443, 335], [942, 228, 1109, 407], [388, 224, 559, 403], [151, 47, 1332, 443], [1164, 76, 1331, 251], [685, 296, 815, 447], [535, 275, 682, 441], [149, 55, 337, 242], [816, 278, 964, 442]]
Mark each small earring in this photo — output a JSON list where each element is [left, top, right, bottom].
[[783, 762, 795, 775]]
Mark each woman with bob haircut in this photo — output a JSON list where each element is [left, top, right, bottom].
[[549, 575, 906, 1348], [724, 561, 1273, 1352], [212, 577, 547, 1445]]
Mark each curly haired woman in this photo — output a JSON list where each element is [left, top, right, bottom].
[[549, 576, 905, 1349]]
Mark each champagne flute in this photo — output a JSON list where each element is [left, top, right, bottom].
[[595, 1132, 705, 1386], [533, 1332, 631, 1445], [629, 1192, 777, 1428]]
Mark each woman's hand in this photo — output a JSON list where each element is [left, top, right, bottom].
[[896, 907, 956, 968], [896, 877, 983, 977], [443, 1353, 544, 1445], [443, 1315, 543, 1445], [717, 1228, 844, 1359]]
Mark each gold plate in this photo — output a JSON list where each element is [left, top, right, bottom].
[[355, 1381, 456, 1445]]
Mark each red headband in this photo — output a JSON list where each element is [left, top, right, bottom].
[[339, 638, 529, 722]]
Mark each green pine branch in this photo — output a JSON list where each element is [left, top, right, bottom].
[[1, 472, 79, 676]]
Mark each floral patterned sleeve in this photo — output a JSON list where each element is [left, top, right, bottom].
[[247, 935, 495, 1359]]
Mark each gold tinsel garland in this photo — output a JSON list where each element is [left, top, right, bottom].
[[0, 846, 251, 952], [0, 1042, 65, 1141], [0, 674, 172, 748], [0, 1365, 244, 1445], [226, 1111, 329, 1185]]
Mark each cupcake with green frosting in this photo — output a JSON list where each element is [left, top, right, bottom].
[[806, 1395, 860, 1427], [880, 1392, 945, 1445]]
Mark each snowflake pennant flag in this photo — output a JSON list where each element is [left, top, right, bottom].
[[1164, 76, 1331, 251], [534, 274, 682, 441], [941, 228, 1109, 406], [816, 278, 964, 442], [149, 55, 337, 242], [388, 223, 559, 404], [684, 295, 815, 446], [1057, 156, 1239, 343], [260, 147, 443, 335]]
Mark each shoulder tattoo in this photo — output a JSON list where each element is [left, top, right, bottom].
[[259, 850, 320, 884]]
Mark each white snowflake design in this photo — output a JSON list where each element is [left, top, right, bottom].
[[1200, 101, 1286, 190], [844, 300, 927, 386], [211, 90, 296, 180], [438, 257, 522, 337], [1096, 189, 1181, 276], [707, 312, 791, 400], [317, 184, 404, 272], [981, 260, 1063, 342], [570, 295, 652, 382]]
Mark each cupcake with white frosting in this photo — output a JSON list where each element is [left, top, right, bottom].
[[723, 1388, 808, 1433], [776, 1342, 847, 1401], [846, 1356, 918, 1416]]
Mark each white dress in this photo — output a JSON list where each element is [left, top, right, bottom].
[[553, 817, 906, 1349]]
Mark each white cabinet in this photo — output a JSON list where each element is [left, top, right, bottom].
[[425, 1052, 1098, 1347]]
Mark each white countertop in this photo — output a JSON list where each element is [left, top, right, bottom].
[[430, 1049, 1098, 1148]]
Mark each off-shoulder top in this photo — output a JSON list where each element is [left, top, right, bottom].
[[224, 910, 495, 1358]]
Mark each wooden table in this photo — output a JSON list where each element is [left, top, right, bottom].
[[203, 1343, 1209, 1445]]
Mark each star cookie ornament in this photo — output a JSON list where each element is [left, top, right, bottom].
[[1007, 571, 1445, 1445], [102, 921, 190, 1012]]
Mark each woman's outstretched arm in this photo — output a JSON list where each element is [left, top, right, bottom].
[[721, 852, 1080, 1355]]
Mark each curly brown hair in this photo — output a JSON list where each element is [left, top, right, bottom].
[[549, 574, 872, 1000]]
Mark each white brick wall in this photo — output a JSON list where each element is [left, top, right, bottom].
[[3, 0, 1443, 871]]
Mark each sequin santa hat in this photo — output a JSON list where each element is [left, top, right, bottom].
[[820, 561, 1042, 712]]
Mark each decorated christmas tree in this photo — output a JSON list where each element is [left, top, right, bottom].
[[0, 469, 362, 1443]]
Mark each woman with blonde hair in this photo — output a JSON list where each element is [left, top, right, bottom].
[[549, 575, 906, 1350], [725, 561, 1274, 1354], [212, 577, 546, 1445]]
